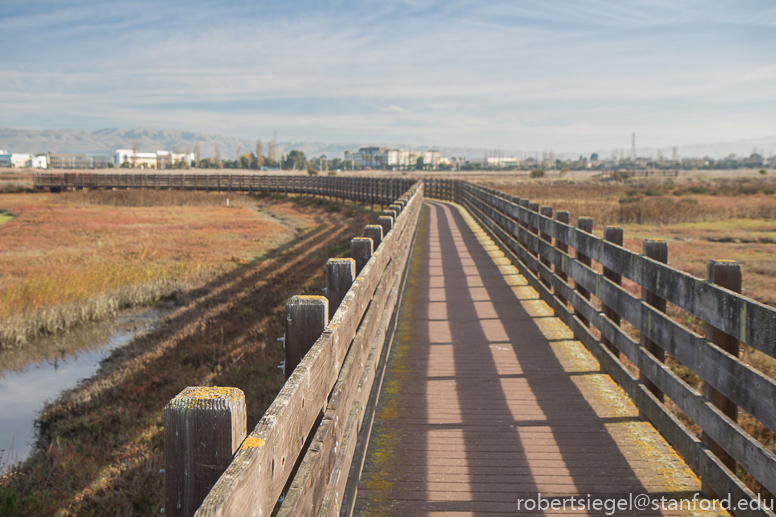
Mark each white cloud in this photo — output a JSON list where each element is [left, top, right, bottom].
[[0, 0, 774, 151]]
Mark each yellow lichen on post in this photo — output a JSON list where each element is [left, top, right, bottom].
[[240, 436, 265, 449]]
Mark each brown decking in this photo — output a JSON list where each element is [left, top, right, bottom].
[[354, 200, 724, 516]]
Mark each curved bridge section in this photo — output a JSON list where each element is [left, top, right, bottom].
[[153, 177, 776, 517]]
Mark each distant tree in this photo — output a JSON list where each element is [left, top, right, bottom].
[[255, 139, 265, 168], [415, 156, 425, 170], [268, 140, 277, 164], [283, 150, 307, 170], [214, 144, 222, 168]]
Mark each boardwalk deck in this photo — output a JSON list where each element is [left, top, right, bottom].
[[354, 201, 726, 516]]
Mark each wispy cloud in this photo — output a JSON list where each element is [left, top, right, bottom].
[[1, 0, 774, 153]]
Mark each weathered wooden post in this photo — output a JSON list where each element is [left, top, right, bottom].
[[640, 239, 668, 402], [325, 258, 356, 320], [554, 211, 570, 311], [284, 295, 329, 380], [377, 215, 393, 239], [164, 387, 247, 517], [575, 217, 594, 327], [381, 209, 397, 222], [364, 225, 384, 250], [350, 237, 373, 275], [602, 227, 624, 357], [539, 206, 553, 289], [702, 260, 742, 497]]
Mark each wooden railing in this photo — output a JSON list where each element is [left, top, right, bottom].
[[162, 181, 423, 516], [424, 179, 776, 515], [32, 172, 413, 206]]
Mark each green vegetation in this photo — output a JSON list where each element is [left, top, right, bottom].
[[0, 211, 13, 224]]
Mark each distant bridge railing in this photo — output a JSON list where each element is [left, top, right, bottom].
[[162, 181, 423, 516], [424, 178, 776, 515], [32, 172, 413, 206]]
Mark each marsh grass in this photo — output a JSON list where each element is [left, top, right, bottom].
[[0, 190, 320, 350], [60, 189, 253, 207], [0, 199, 374, 516], [0, 195, 378, 515], [490, 177, 776, 226]]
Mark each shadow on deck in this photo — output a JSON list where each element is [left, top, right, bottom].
[[355, 200, 718, 516]]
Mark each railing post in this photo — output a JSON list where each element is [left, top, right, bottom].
[[702, 260, 742, 496], [164, 387, 247, 517], [539, 206, 553, 289], [575, 217, 594, 327], [554, 211, 570, 311], [602, 227, 624, 357], [640, 239, 668, 402], [284, 295, 329, 380], [526, 202, 540, 278], [377, 215, 393, 239], [325, 258, 356, 320], [350, 237, 373, 275], [364, 225, 384, 250]]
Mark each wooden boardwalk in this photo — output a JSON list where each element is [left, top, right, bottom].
[[354, 201, 724, 516]]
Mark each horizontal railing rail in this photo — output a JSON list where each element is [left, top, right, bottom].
[[163, 181, 423, 517], [425, 179, 776, 516], [32, 172, 413, 207]]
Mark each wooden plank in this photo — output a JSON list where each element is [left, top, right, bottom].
[[601, 227, 623, 357], [465, 185, 776, 435], [464, 182, 776, 361], [703, 260, 743, 495], [461, 192, 776, 516], [194, 186, 422, 517], [641, 240, 668, 403]]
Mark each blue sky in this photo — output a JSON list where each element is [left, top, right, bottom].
[[1, 0, 775, 154]]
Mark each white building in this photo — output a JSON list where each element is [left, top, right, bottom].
[[486, 156, 520, 167], [344, 147, 440, 170], [0, 153, 48, 168], [115, 149, 197, 168]]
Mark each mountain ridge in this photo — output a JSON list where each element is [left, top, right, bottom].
[[1, 127, 774, 161]]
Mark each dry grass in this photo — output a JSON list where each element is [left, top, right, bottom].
[[0, 192, 378, 515], [488, 176, 776, 226], [0, 190, 325, 348]]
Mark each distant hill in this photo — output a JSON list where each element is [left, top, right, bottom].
[[1, 127, 774, 161], [0, 127, 453, 161]]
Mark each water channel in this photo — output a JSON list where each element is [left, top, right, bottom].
[[0, 307, 166, 471]]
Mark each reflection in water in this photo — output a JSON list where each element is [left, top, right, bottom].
[[0, 308, 164, 471]]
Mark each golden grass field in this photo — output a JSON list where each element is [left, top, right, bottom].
[[0, 190, 331, 348], [0, 188, 378, 515]]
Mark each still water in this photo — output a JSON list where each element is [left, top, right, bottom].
[[0, 308, 163, 471]]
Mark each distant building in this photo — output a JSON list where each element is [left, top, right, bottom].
[[0, 153, 47, 168], [115, 149, 196, 168], [48, 153, 110, 169], [486, 157, 520, 167], [344, 147, 440, 170]]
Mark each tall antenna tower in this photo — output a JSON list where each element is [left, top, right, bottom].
[[631, 132, 636, 161]]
